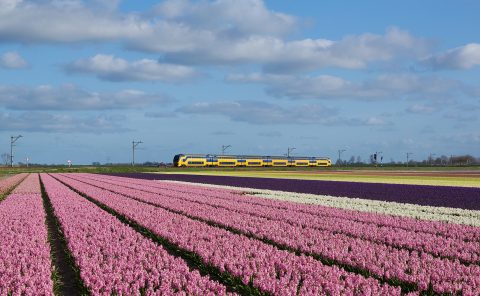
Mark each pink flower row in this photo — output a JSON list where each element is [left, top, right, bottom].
[[40, 174, 230, 295], [0, 173, 27, 196], [68, 173, 480, 295], [81, 173, 480, 264], [13, 173, 41, 194], [54, 173, 401, 296], [93, 173, 480, 242], [0, 174, 53, 295]]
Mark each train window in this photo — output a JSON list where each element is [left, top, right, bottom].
[[248, 162, 261, 165], [219, 162, 236, 165], [188, 161, 204, 165]]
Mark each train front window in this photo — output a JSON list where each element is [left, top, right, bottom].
[[173, 154, 184, 165]]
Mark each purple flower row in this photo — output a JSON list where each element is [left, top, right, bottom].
[[68, 173, 480, 295], [40, 173, 230, 295], [54, 173, 401, 296], [89, 173, 480, 243], [110, 173, 480, 210], [0, 174, 53, 295]]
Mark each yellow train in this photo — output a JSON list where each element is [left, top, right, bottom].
[[173, 154, 332, 167]]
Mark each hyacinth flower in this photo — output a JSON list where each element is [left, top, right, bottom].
[[63, 173, 480, 295], [0, 174, 53, 295], [41, 173, 231, 295], [55, 173, 400, 295]]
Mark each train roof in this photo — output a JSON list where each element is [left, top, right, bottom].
[[176, 154, 330, 160]]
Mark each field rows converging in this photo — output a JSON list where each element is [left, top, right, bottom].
[[54, 173, 399, 295], [112, 173, 480, 210], [40, 173, 233, 295], [64, 174, 480, 264], [2, 172, 480, 295], [0, 173, 28, 201], [56, 173, 480, 295], [155, 179, 480, 227], [91, 174, 480, 240], [0, 174, 53, 295]]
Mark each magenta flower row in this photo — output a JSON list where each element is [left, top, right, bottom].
[[40, 173, 230, 295], [67, 173, 480, 295], [0, 173, 27, 196], [94, 173, 480, 242], [0, 174, 53, 295], [13, 173, 41, 194], [54, 173, 401, 295], [82, 173, 480, 263]]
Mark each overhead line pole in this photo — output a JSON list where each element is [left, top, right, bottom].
[[374, 151, 382, 167], [10, 135, 22, 167], [132, 140, 143, 166], [406, 152, 413, 167], [338, 149, 346, 165], [222, 145, 231, 155], [287, 147, 296, 158]]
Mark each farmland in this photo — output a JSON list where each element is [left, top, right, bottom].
[[154, 168, 480, 188], [1, 172, 480, 295]]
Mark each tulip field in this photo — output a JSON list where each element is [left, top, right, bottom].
[[1, 172, 480, 295]]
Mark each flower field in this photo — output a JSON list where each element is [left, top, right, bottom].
[[114, 173, 480, 210], [1, 172, 479, 295]]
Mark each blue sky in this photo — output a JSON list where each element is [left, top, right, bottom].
[[0, 0, 479, 165]]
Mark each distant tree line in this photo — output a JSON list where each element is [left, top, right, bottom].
[[335, 154, 480, 166]]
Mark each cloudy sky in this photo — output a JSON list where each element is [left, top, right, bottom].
[[0, 0, 479, 164]]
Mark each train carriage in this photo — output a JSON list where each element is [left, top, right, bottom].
[[173, 154, 331, 167]]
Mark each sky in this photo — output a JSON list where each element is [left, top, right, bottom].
[[0, 0, 479, 165]]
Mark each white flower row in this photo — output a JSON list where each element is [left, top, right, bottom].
[[159, 180, 480, 227]]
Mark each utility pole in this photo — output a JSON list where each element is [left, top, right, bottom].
[[221, 145, 231, 155], [406, 152, 413, 167], [10, 135, 22, 167], [337, 149, 346, 165], [287, 147, 296, 157], [374, 151, 382, 167], [132, 140, 143, 166], [429, 153, 436, 166]]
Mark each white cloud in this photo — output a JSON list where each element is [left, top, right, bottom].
[[406, 104, 437, 114], [66, 54, 198, 82], [228, 73, 460, 100], [0, 111, 129, 133], [0, 1, 431, 72], [153, 0, 296, 37], [144, 111, 177, 118], [258, 131, 282, 137], [0, 51, 28, 68], [443, 112, 478, 122], [162, 27, 431, 72], [0, 0, 22, 13], [421, 43, 480, 70], [179, 100, 391, 126], [0, 84, 171, 110]]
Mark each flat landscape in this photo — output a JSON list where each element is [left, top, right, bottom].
[[155, 168, 480, 187], [1, 171, 480, 295]]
